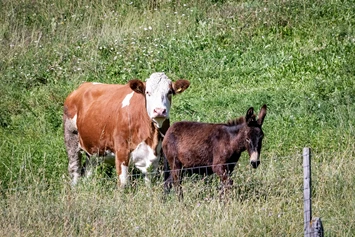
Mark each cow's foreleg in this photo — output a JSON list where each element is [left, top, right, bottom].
[[82, 153, 98, 179], [131, 141, 160, 185], [143, 157, 160, 185], [115, 150, 130, 188], [64, 115, 82, 186]]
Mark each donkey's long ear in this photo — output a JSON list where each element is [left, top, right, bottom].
[[257, 104, 267, 126], [246, 107, 255, 125]]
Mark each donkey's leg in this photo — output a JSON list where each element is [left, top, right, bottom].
[[163, 157, 173, 194], [170, 159, 183, 201], [171, 169, 183, 200], [213, 163, 233, 199], [64, 115, 82, 186]]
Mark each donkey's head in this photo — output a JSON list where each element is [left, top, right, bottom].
[[244, 104, 267, 169]]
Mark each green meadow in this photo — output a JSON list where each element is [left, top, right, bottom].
[[0, 0, 354, 236]]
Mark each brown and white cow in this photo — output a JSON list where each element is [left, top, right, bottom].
[[63, 72, 190, 186]]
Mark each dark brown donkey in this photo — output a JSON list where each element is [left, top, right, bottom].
[[162, 104, 267, 199]]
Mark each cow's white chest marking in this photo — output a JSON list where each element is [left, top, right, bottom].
[[130, 141, 159, 174]]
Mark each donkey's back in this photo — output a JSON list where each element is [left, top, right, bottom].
[[164, 121, 234, 167]]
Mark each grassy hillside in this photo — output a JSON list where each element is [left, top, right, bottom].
[[0, 0, 354, 236]]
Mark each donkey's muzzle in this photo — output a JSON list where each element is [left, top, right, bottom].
[[250, 152, 260, 168], [250, 160, 260, 169]]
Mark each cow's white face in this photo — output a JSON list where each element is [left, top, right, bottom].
[[129, 72, 190, 128], [145, 73, 173, 128]]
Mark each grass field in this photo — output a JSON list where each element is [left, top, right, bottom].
[[1, 0, 354, 236]]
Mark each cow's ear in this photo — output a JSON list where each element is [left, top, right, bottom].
[[129, 79, 145, 94], [246, 107, 256, 125], [172, 79, 190, 94]]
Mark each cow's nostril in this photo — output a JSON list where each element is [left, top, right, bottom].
[[154, 108, 166, 116]]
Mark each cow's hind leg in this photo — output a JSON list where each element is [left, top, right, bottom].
[[64, 115, 82, 186]]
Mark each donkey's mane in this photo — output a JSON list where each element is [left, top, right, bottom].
[[226, 116, 245, 126], [226, 114, 256, 126]]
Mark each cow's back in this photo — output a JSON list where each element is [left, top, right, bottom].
[[64, 82, 149, 155], [64, 83, 124, 119]]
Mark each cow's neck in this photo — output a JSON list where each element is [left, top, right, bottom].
[[157, 127, 165, 139], [151, 119, 167, 139], [143, 121, 160, 149]]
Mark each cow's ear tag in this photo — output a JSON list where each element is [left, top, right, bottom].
[[176, 88, 182, 93]]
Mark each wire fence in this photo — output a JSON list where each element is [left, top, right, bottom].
[[122, 148, 323, 236], [4, 148, 348, 236]]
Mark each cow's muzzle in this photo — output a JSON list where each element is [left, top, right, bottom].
[[153, 108, 167, 118]]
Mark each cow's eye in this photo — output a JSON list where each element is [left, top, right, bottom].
[[168, 90, 173, 95]]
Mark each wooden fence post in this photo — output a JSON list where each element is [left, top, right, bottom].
[[303, 147, 324, 237], [303, 147, 312, 236]]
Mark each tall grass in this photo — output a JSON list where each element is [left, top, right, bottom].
[[1, 150, 354, 236], [1, 0, 354, 235]]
